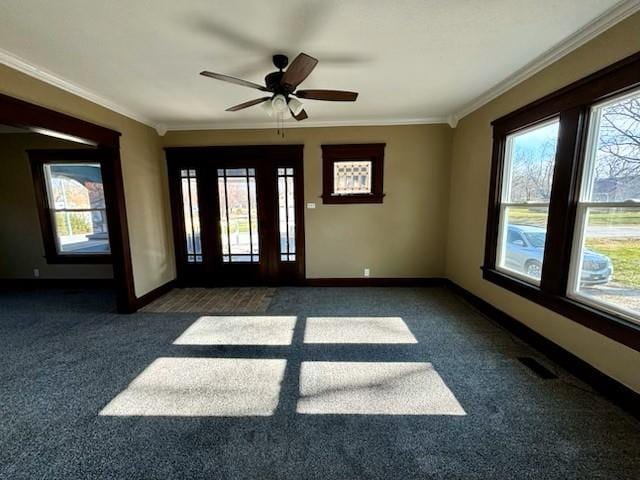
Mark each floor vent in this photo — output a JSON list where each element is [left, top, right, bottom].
[[517, 357, 558, 379]]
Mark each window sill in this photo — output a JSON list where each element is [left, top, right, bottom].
[[481, 266, 640, 352], [45, 254, 112, 265], [321, 193, 385, 204]]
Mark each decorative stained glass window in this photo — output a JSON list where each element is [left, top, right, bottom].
[[180, 169, 202, 263], [321, 144, 385, 204], [277, 167, 296, 262], [333, 161, 372, 195], [217, 168, 259, 263]]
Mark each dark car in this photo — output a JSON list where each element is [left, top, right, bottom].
[[504, 224, 613, 285]]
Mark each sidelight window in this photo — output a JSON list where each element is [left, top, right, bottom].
[[277, 168, 296, 261], [180, 169, 202, 263]]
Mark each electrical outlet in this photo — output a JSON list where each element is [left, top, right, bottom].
[[364, 268, 370, 277], [307, 203, 316, 209], [33, 268, 40, 278]]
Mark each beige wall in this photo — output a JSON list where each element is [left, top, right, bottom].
[[446, 13, 640, 392], [0, 65, 175, 297], [163, 124, 453, 278], [0, 133, 113, 279]]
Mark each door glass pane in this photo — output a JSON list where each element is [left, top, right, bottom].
[[496, 119, 559, 284], [218, 168, 259, 263], [44, 163, 110, 254], [277, 167, 296, 262], [180, 169, 202, 263]]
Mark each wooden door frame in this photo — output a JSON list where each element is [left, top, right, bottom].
[[0, 93, 137, 313], [165, 145, 305, 286]]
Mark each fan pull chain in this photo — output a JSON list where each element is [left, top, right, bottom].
[[275, 112, 286, 138]]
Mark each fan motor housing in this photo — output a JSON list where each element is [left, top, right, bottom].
[[265, 71, 293, 95]]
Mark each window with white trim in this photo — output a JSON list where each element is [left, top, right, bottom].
[[568, 89, 640, 320], [496, 119, 560, 284]]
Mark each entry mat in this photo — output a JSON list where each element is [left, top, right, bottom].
[[141, 287, 275, 314]]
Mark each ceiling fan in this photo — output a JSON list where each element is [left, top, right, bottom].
[[200, 53, 359, 121]]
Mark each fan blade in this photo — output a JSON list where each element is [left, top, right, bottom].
[[200, 71, 269, 91], [295, 89, 358, 101], [281, 53, 318, 89], [226, 97, 272, 112], [292, 108, 308, 121]]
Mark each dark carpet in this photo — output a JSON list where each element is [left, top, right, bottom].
[[0, 286, 638, 479]]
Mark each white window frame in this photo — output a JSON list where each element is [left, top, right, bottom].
[[567, 89, 640, 325], [495, 118, 560, 286], [43, 162, 110, 256]]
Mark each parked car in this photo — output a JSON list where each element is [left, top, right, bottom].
[[504, 224, 613, 285]]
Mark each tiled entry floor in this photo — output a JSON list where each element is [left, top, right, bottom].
[[141, 287, 275, 313]]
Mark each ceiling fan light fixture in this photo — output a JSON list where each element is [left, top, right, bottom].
[[288, 97, 304, 116], [261, 99, 274, 117], [271, 94, 289, 114]]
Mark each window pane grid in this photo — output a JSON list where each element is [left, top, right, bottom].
[[180, 169, 202, 264], [44, 163, 111, 255], [217, 168, 259, 263], [277, 168, 296, 262], [568, 89, 640, 322], [496, 119, 560, 284]]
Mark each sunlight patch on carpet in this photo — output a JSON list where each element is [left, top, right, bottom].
[[173, 316, 297, 345], [304, 317, 417, 344], [297, 362, 466, 415], [100, 358, 286, 417]]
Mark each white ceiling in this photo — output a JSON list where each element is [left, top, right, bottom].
[[0, 0, 636, 131]]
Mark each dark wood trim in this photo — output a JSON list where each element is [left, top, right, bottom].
[[320, 193, 385, 204], [482, 267, 640, 352], [28, 149, 113, 264], [0, 278, 114, 289], [305, 277, 447, 287], [165, 145, 306, 286], [483, 51, 640, 349], [293, 157, 306, 281], [0, 93, 136, 313], [135, 279, 176, 310], [446, 280, 640, 419], [483, 134, 507, 269], [492, 51, 640, 135], [164, 145, 303, 159], [321, 143, 386, 204], [0, 93, 120, 147], [539, 107, 586, 295]]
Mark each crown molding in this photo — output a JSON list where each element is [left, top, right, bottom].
[[163, 116, 451, 132], [0, 47, 155, 127], [452, 0, 640, 122]]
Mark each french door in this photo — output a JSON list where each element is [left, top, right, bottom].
[[166, 145, 304, 286]]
